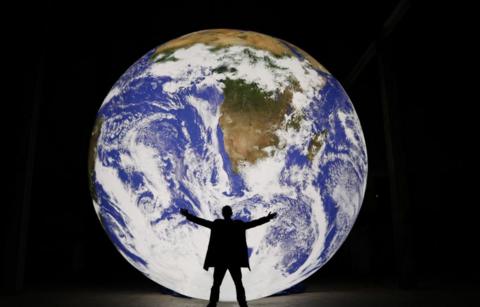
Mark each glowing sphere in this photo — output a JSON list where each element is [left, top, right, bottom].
[[88, 29, 367, 301]]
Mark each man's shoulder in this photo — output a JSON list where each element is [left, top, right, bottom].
[[212, 219, 245, 224]]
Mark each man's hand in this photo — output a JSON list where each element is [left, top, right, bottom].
[[267, 212, 277, 220], [180, 208, 190, 216]]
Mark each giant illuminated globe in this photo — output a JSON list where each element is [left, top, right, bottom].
[[88, 29, 368, 301]]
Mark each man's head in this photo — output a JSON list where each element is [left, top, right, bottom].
[[222, 205, 233, 219]]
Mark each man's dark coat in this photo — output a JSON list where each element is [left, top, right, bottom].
[[184, 212, 272, 271]]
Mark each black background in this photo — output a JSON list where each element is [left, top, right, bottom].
[[2, 0, 477, 295]]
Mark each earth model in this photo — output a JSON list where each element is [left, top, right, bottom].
[[88, 29, 368, 301]]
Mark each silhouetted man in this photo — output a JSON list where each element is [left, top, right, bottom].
[[180, 206, 277, 307]]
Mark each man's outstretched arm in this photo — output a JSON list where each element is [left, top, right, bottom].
[[180, 208, 213, 229], [244, 212, 277, 229]]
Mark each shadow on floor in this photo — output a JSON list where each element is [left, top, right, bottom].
[[1, 281, 478, 307]]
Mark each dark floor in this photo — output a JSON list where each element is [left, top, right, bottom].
[[1, 280, 478, 307]]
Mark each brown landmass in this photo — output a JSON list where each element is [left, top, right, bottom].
[[151, 29, 329, 73], [218, 78, 296, 172]]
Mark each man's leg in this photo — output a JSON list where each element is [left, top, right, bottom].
[[229, 266, 247, 307], [208, 266, 227, 307]]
